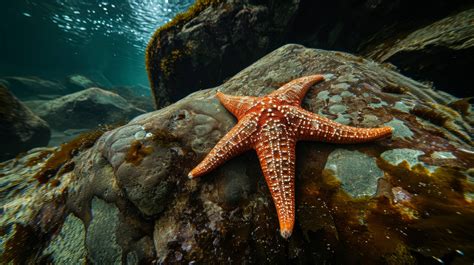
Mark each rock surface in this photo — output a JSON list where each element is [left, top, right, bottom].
[[108, 85, 154, 112], [1, 45, 473, 264], [146, 0, 472, 107], [0, 85, 50, 161], [0, 76, 67, 100], [63, 74, 99, 92], [25, 87, 146, 130], [146, 0, 300, 107], [364, 8, 474, 97]]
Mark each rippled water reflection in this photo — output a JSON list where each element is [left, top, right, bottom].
[[1, 0, 194, 86], [33, 0, 194, 49], [37, 0, 194, 50]]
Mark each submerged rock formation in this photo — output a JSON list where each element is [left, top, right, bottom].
[[0, 76, 67, 100], [63, 74, 99, 92], [363, 8, 474, 98], [1, 45, 473, 263], [146, 0, 472, 107], [0, 85, 50, 161], [25, 87, 146, 130], [146, 0, 300, 108]]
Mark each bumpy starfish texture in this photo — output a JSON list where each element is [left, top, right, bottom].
[[188, 75, 393, 238]]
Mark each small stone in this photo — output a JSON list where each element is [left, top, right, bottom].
[[134, 130, 147, 140]]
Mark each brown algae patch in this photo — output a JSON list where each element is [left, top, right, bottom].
[[25, 150, 54, 167], [125, 140, 153, 166], [296, 143, 473, 263], [410, 103, 472, 144], [33, 128, 109, 183], [151, 128, 180, 147]]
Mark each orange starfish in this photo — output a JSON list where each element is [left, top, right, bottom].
[[189, 75, 393, 238]]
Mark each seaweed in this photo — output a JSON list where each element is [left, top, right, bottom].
[[125, 140, 154, 166], [151, 128, 180, 147], [376, 159, 474, 263], [25, 150, 54, 167], [33, 127, 110, 184], [381, 84, 407, 94], [411, 103, 472, 144], [0, 224, 38, 264], [448, 97, 472, 116]]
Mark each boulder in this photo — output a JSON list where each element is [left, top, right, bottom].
[[26, 87, 146, 130], [63, 74, 99, 92], [1, 45, 473, 264], [0, 76, 67, 100], [0, 85, 50, 161], [107, 85, 154, 112], [146, 0, 301, 107], [363, 8, 474, 97], [146, 0, 472, 107]]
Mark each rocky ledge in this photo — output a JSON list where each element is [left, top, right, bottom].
[[146, 0, 473, 108], [1, 44, 473, 264], [0, 85, 50, 161]]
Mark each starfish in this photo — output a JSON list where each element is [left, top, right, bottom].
[[188, 75, 393, 238]]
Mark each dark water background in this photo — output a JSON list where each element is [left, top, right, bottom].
[[0, 0, 194, 88]]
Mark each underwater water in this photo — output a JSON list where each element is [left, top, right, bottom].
[[1, 0, 194, 86], [0, 0, 473, 264]]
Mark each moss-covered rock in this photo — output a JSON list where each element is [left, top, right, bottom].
[[146, 0, 472, 107], [146, 0, 300, 108], [1, 44, 473, 264]]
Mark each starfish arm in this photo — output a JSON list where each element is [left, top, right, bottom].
[[287, 107, 393, 143], [188, 113, 258, 178], [268, 75, 324, 105], [216, 92, 259, 119], [255, 122, 296, 239]]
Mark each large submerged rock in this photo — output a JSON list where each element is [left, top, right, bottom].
[[1, 45, 473, 264], [146, 0, 300, 107], [0, 76, 67, 100], [0, 85, 50, 161], [364, 8, 474, 97], [25, 87, 146, 130], [63, 74, 99, 92], [146, 0, 472, 107]]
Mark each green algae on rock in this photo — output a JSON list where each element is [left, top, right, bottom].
[[324, 149, 384, 198], [42, 214, 87, 264], [86, 197, 122, 264], [1, 44, 473, 263]]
